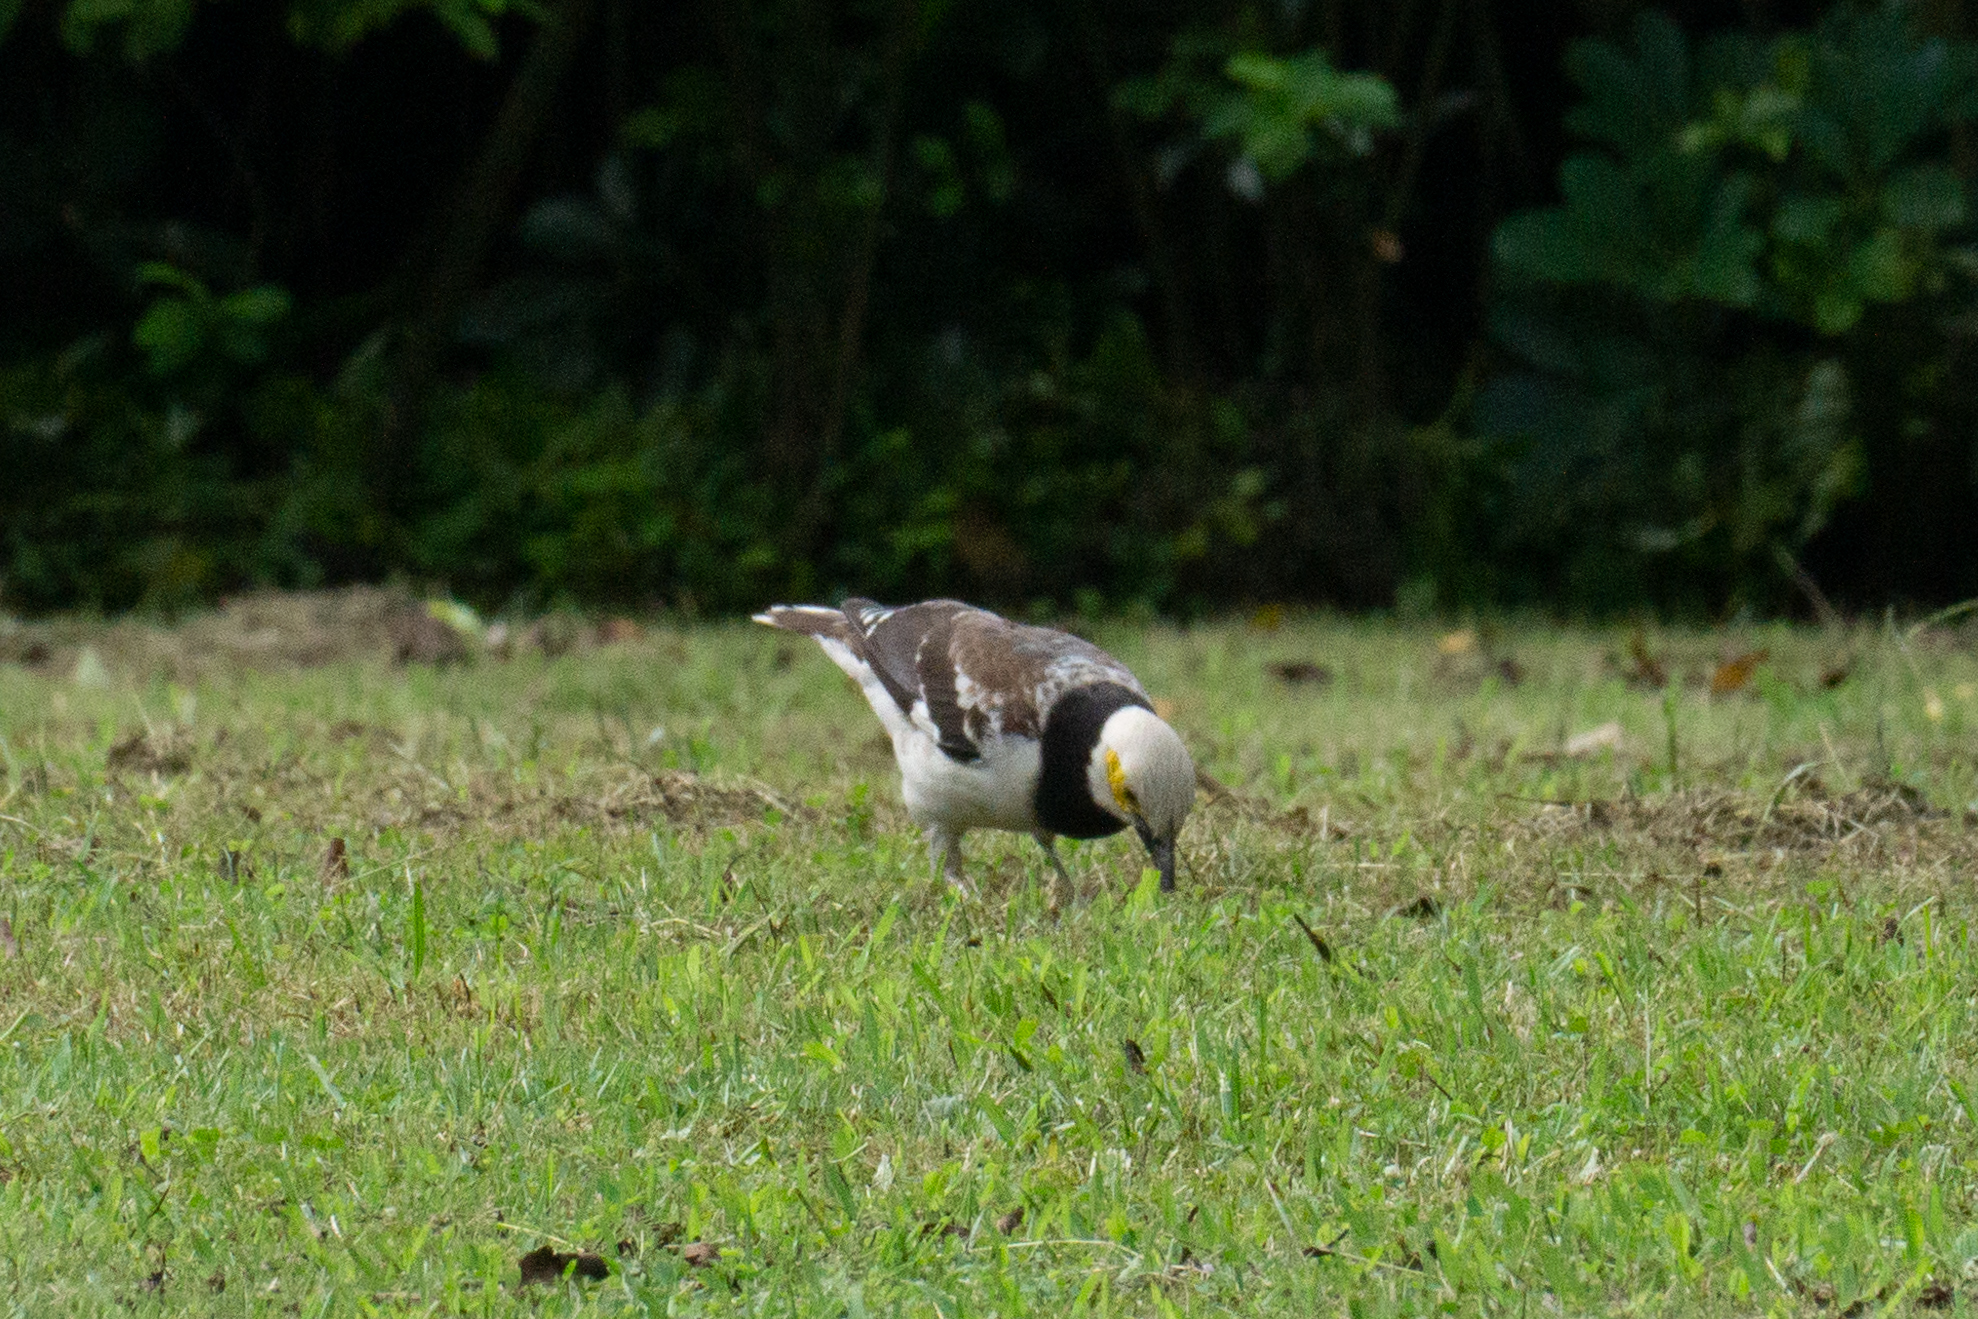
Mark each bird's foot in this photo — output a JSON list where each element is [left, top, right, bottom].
[[928, 827, 971, 897], [1034, 832, 1072, 915]]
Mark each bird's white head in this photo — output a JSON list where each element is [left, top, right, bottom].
[[1087, 705, 1195, 890]]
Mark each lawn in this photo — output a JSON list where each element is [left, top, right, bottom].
[[2, 596, 1976, 1316]]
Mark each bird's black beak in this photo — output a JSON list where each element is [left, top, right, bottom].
[[1135, 820, 1176, 892]]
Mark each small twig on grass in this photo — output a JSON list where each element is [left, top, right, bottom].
[[1794, 1132, 1838, 1184], [345, 844, 444, 890], [1757, 760, 1827, 835], [387, 741, 454, 793], [1306, 1243, 1428, 1276], [1002, 1238, 1142, 1258], [1774, 545, 1840, 629], [1290, 914, 1333, 963], [790, 1186, 837, 1236]]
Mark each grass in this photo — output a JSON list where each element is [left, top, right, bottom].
[[1, 604, 1977, 1316]]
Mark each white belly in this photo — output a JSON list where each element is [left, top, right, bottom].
[[895, 730, 1040, 833]]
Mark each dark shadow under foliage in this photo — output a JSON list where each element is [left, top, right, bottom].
[[0, 0, 1974, 618]]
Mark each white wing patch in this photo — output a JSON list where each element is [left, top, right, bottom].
[[908, 697, 945, 745], [849, 601, 897, 631], [953, 666, 1008, 742], [1032, 649, 1144, 720]]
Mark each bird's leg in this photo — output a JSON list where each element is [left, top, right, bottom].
[[926, 825, 970, 894], [1033, 831, 1072, 911]]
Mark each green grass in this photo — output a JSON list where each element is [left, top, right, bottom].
[[2, 610, 1977, 1316]]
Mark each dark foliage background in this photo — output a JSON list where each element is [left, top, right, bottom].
[[2, 0, 1974, 617]]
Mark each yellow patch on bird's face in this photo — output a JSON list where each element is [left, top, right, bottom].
[[1105, 748, 1134, 813]]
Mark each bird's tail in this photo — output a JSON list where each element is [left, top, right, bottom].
[[752, 604, 858, 646]]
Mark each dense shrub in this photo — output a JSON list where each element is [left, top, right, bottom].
[[1, 1, 1975, 617], [1468, 8, 1978, 613]]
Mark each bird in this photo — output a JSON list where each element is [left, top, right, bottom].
[[754, 598, 1195, 892]]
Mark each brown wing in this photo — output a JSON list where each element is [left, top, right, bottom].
[[942, 612, 1145, 750], [1000, 619, 1145, 715], [846, 599, 983, 761], [843, 599, 1149, 765]]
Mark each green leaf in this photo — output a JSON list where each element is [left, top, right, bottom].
[[433, 0, 496, 59], [822, 1158, 858, 1220], [409, 877, 426, 976], [1223, 50, 1289, 93], [286, 0, 511, 55], [1847, 227, 1909, 303], [133, 299, 206, 376], [1882, 164, 1966, 230], [219, 286, 292, 326], [1205, 47, 1398, 181], [1493, 210, 1598, 285], [1557, 153, 1647, 256], [1772, 195, 1844, 245], [963, 101, 1014, 202], [63, 0, 195, 61], [620, 106, 681, 150], [1686, 181, 1763, 307], [1812, 289, 1863, 336], [135, 262, 206, 297], [1324, 71, 1402, 129], [1111, 77, 1174, 118]]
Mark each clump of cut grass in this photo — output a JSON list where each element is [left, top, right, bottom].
[[0, 605, 1975, 1315]]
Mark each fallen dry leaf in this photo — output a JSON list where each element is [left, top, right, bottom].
[[1122, 1039, 1147, 1074], [996, 1207, 1024, 1235], [920, 1220, 970, 1240], [1710, 649, 1769, 695], [1266, 659, 1333, 686], [389, 606, 470, 667], [106, 730, 191, 775], [0, 915, 16, 960], [1194, 767, 1233, 799], [598, 618, 643, 645], [680, 1241, 721, 1268], [1563, 722, 1624, 757], [1436, 629, 1476, 656], [1624, 633, 1667, 690], [321, 838, 349, 884], [518, 1246, 608, 1286]]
